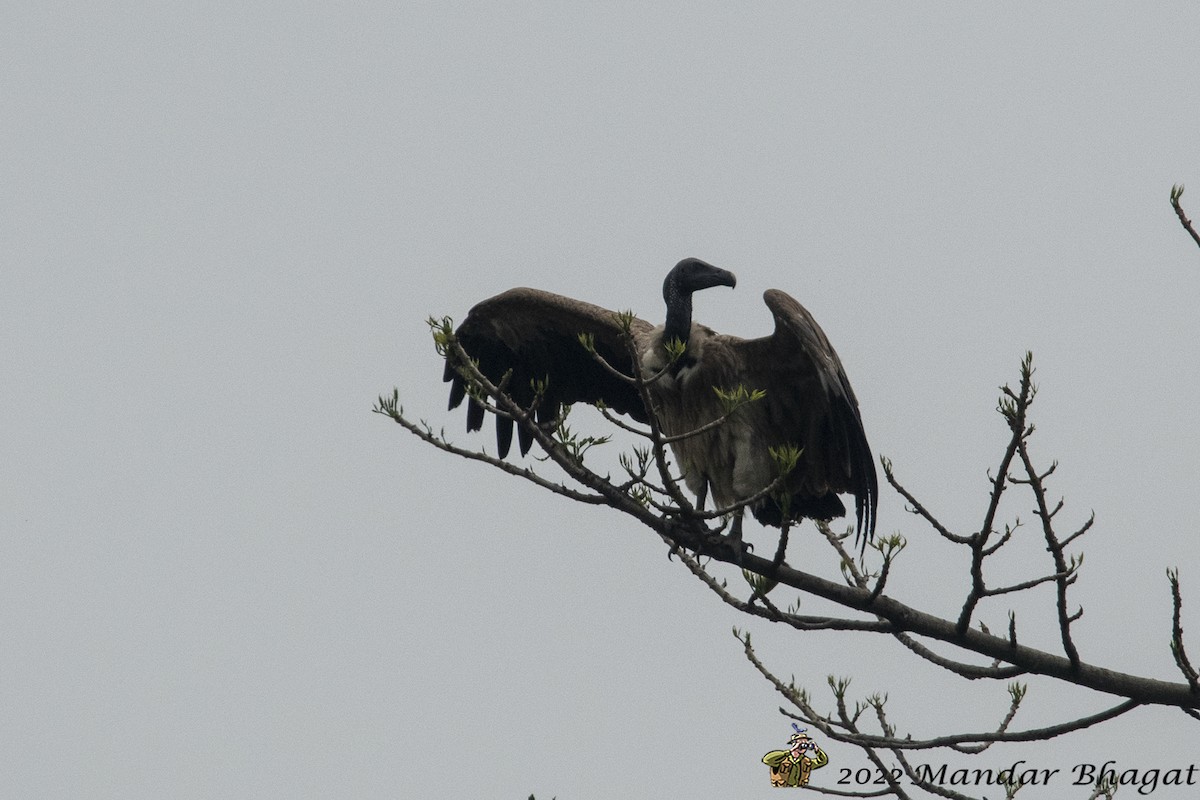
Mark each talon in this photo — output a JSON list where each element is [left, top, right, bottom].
[[731, 538, 752, 566]]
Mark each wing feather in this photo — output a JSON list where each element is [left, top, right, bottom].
[[443, 288, 654, 457], [724, 289, 877, 544]]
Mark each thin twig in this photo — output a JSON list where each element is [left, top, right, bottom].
[[1059, 512, 1096, 549], [1171, 184, 1200, 249], [882, 457, 968, 544], [982, 566, 1078, 598], [1015, 432, 1081, 670], [746, 636, 1141, 750], [667, 535, 892, 633], [957, 361, 1031, 634], [891, 632, 1025, 681], [1168, 568, 1200, 693], [374, 395, 609, 505]]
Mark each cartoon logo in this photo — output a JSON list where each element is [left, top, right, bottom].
[[762, 724, 829, 788]]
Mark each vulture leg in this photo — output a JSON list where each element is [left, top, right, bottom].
[[729, 509, 744, 543], [730, 509, 757, 555]]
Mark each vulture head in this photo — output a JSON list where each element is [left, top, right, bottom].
[[663, 257, 737, 302], [661, 258, 737, 344]]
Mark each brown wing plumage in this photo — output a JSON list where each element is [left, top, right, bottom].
[[443, 288, 654, 457], [727, 289, 877, 546]]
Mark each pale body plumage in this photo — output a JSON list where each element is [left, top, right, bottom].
[[639, 323, 773, 516]]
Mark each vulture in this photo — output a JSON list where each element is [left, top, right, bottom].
[[442, 258, 878, 549]]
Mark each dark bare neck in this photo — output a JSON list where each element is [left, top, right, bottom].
[[663, 284, 693, 346]]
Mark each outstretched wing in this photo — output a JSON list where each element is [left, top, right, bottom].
[[728, 289, 878, 546], [443, 288, 654, 457]]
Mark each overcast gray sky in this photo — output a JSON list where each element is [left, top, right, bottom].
[[4, 3, 1200, 799]]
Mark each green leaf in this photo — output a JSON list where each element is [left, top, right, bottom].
[[713, 384, 766, 415], [743, 569, 778, 596], [768, 444, 802, 476]]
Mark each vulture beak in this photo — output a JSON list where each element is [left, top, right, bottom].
[[705, 265, 737, 291], [681, 258, 737, 291]]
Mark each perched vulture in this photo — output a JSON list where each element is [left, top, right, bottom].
[[443, 258, 877, 549]]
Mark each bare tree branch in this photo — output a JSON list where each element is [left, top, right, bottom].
[[385, 324, 1200, 799], [956, 356, 1032, 636], [742, 629, 1141, 749], [395, 336, 1200, 708], [1171, 184, 1200, 250], [882, 457, 968, 545], [1168, 567, 1200, 694], [373, 392, 609, 506]]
